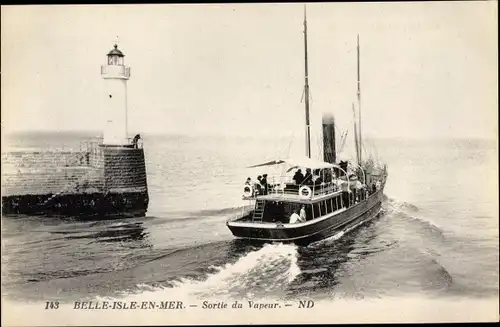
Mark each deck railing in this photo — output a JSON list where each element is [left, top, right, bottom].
[[247, 174, 345, 199], [228, 203, 255, 222], [267, 181, 340, 197]]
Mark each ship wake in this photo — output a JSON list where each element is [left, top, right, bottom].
[[385, 197, 444, 238], [100, 243, 300, 302]]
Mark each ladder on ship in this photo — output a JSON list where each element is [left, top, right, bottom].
[[252, 200, 266, 222]]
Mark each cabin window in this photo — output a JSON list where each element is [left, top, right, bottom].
[[320, 201, 327, 215], [283, 202, 298, 219], [262, 201, 284, 223], [302, 204, 312, 221], [313, 203, 321, 218], [326, 198, 332, 213], [282, 202, 315, 222]]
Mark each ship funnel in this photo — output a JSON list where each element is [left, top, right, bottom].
[[322, 113, 336, 164]]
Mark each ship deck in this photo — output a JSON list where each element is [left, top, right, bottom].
[[254, 189, 343, 204]]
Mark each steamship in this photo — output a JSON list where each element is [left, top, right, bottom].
[[226, 8, 388, 245]]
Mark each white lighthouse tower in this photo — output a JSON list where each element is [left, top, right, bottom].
[[101, 43, 131, 146]]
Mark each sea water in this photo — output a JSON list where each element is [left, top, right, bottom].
[[1, 132, 498, 323]]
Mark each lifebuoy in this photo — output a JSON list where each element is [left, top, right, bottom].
[[243, 185, 253, 197], [299, 186, 312, 198]]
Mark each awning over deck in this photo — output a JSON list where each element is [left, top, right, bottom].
[[247, 156, 340, 170]]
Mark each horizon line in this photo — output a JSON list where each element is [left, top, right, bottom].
[[2, 129, 497, 142]]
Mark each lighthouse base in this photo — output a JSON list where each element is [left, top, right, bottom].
[[2, 138, 149, 219], [1, 191, 149, 219]]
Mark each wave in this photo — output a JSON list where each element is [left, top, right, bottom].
[[384, 198, 457, 291], [140, 239, 232, 265], [173, 206, 246, 218], [386, 197, 420, 212], [309, 206, 384, 249], [385, 198, 443, 236], [147, 206, 247, 224], [99, 243, 300, 302]]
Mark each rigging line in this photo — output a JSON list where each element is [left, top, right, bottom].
[[333, 122, 342, 136], [316, 130, 323, 161], [339, 130, 348, 153], [285, 131, 296, 158], [361, 138, 374, 162], [338, 127, 347, 149], [368, 138, 380, 163], [334, 124, 346, 151], [338, 133, 344, 153]]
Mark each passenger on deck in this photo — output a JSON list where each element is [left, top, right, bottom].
[[339, 161, 348, 174], [293, 169, 305, 185], [342, 190, 350, 208], [289, 209, 302, 224], [371, 183, 376, 194], [300, 205, 307, 221], [255, 176, 263, 195], [352, 188, 358, 203], [313, 170, 323, 186], [324, 169, 332, 183], [376, 180, 381, 190], [244, 178, 253, 196], [355, 180, 363, 201], [261, 174, 269, 195], [312, 169, 319, 181], [303, 168, 313, 185]]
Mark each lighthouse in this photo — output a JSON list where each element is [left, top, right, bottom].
[[1, 42, 149, 218], [101, 44, 131, 146], [98, 42, 149, 216]]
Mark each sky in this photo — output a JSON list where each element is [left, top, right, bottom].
[[1, 2, 498, 140]]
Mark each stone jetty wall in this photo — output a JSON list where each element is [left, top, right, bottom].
[[1, 145, 147, 197], [103, 147, 148, 193]]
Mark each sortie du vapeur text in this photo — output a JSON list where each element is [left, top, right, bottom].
[[45, 300, 315, 310]]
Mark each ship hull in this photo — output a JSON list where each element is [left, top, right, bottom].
[[227, 185, 385, 245], [1, 191, 149, 218]]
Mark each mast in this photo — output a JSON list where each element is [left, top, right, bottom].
[[357, 34, 362, 164], [303, 5, 311, 158], [352, 103, 360, 165]]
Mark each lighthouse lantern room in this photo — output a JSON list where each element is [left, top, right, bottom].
[[101, 44, 131, 146]]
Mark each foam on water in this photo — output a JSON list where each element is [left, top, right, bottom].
[[386, 197, 444, 235], [98, 243, 300, 302], [2, 134, 498, 321]]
